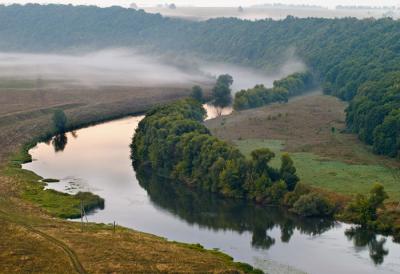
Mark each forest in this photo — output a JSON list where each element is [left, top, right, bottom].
[[1, 4, 399, 157], [234, 71, 314, 110]]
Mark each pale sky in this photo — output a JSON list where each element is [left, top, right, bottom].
[[0, 0, 399, 9]]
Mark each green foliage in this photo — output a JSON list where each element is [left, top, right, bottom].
[[234, 72, 313, 110], [212, 74, 233, 109], [283, 183, 312, 207], [52, 109, 67, 133], [292, 192, 334, 217], [131, 99, 301, 207], [190, 85, 204, 102], [280, 153, 299, 191], [265, 181, 287, 205], [346, 183, 389, 227]]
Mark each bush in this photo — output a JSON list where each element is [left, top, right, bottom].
[[283, 182, 311, 207], [265, 181, 287, 204], [292, 192, 334, 217], [345, 183, 388, 227]]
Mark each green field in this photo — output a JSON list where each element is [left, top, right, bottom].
[[235, 139, 400, 201]]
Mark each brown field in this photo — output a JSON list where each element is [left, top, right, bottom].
[[0, 83, 248, 273]]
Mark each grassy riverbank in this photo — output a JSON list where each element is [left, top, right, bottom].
[[0, 83, 255, 273]]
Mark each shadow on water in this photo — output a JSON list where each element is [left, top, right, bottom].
[[136, 168, 335, 250], [136, 168, 390, 264], [345, 227, 389, 265], [51, 133, 68, 152]]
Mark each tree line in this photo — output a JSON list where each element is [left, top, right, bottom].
[[234, 71, 314, 110], [131, 99, 334, 217], [4, 5, 398, 157]]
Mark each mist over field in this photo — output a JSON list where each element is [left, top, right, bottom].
[[0, 48, 305, 91], [0, 49, 211, 88]]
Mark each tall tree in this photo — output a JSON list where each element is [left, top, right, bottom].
[[53, 109, 67, 133], [280, 153, 299, 191], [190, 85, 203, 102], [212, 74, 233, 115]]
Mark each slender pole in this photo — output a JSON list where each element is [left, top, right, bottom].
[[80, 200, 83, 232], [113, 221, 116, 233]]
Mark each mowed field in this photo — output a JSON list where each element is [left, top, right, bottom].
[[0, 80, 250, 273], [205, 93, 400, 202]]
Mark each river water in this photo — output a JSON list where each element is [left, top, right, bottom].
[[23, 115, 400, 274]]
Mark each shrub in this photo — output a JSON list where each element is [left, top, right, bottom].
[[292, 192, 334, 217], [265, 181, 287, 204], [283, 182, 311, 207], [345, 183, 388, 227]]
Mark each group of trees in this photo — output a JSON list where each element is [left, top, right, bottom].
[[234, 72, 313, 110], [131, 99, 333, 217]]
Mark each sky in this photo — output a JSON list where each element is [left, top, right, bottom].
[[0, 1, 399, 9]]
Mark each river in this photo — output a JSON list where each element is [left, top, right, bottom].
[[23, 115, 400, 274]]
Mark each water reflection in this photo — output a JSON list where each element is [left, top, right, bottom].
[[136, 169, 335, 251], [51, 133, 68, 152], [345, 227, 389, 265]]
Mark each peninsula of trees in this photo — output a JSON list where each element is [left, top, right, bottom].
[[131, 99, 335, 217], [234, 71, 314, 110]]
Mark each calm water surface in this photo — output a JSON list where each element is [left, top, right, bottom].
[[23, 116, 400, 274]]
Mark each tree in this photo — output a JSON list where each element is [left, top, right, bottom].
[[53, 109, 67, 133], [251, 148, 275, 176], [280, 153, 299, 191], [212, 74, 233, 115], [190, 85, 203, 102], [346, 183, 388, 227]]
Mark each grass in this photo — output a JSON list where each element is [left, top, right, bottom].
[[235, 138, 400, 201], [4, 145, 105, 219]]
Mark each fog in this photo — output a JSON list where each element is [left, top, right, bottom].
[[0, 48, 306, 91], [199, 59, 305, 93], [0, 49, 211, 88]]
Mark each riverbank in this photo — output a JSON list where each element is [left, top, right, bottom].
[[0, 85, 256, 273]]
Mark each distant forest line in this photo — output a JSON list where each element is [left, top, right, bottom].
[[1, 4, 400, 158]]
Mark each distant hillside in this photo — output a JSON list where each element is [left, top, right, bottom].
[[1, 4, 400, 158]]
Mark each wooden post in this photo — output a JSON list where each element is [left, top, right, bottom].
[[80, 200, 83, 232], [113, 221, 116, 233]]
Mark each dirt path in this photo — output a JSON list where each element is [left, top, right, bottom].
[[0, 205, 86, 274]]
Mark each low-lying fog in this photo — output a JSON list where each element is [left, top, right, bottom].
[[0, 49, 210, 88], [200, 60, 305, 92], [0, 48, 305, 91]]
